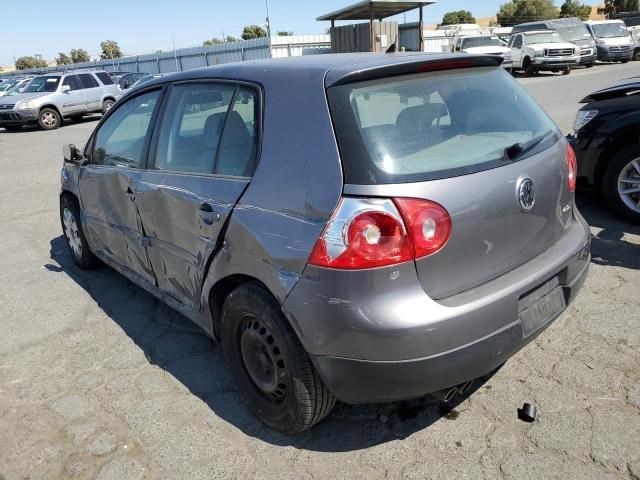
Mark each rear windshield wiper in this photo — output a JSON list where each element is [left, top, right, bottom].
[[503, 130, 554, 161]]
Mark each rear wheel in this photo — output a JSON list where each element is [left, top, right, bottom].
[[221, 283, 336, 434], [602, 147, 640, 224], [3, 125, 22, 132], [634, 49, 640, 61], [38, 108, 61, 130], [60, 195, 100, 269], [102, 99, 115, 115]]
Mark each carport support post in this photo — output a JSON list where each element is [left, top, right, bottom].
[[419, 6, 424, 52], [370, 2, 375, 52]]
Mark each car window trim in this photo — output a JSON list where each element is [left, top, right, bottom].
[[146, 78, 264, 179], [84, 86, 167, 169]]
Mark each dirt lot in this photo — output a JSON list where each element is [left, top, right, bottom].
[[0, 64, 639, 480]]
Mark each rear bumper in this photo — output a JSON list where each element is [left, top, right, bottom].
[[567, 133, 606, 185], [284, 210, 591, 403], [0, 109, 37, 125]]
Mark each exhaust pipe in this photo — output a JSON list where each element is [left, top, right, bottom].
[[457, 380, 474, 396], [430, 386, 458, 403]]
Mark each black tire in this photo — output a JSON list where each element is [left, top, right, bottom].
[[634, 49, 640, 61], [586, 63, 594, 68], [523, 58, 535, 77], [102, 99, 115, 115], [562, 67, 571, 75], [60, 195, 100, 269], [221, 283, 336, 434], [602, 146, 640, 224], [38, 108, 61, 130], [3, 125, 22, 132], [621, 59, 629, 64]]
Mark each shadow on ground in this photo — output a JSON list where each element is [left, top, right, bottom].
[[0, 115, 101, 134], [577, 191, 640, 270], [49, 235, 492, 452]]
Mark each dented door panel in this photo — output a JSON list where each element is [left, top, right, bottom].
[[136, 171, 250, 309]]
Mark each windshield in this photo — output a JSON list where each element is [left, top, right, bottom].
[[23, 76, 61, 93], [557, 25, 591, 41], [461, 37, 502, 48], [328, 67, 558, 184], [525, 32, 564, 44], [592, 23, 630, 38], [5, 80, 30, 96], [0, 81, 17, 92]]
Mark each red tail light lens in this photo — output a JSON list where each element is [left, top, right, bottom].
[[567, 144, 577, 193], [308, 197, 451, 270], [394, 198, 452, 259]]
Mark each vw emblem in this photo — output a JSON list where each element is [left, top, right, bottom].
[[517, 177, 535, 211]]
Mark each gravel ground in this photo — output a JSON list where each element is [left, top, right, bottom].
[[0, 63, 638, 480]]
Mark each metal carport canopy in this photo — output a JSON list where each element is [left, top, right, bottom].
[[317, 0, 437, 21]]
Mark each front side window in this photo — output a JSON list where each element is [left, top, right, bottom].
[[23, 76, 60, 93], [62, 75, 81, 91], [153, 83, 259, 176], [328, 67, 558, 184], [92, 89, 161, 168], [513, 35, 523, 48]]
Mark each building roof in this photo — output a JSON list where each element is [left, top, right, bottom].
[[317, 0, 437, 22]]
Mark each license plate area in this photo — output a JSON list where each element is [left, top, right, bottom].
[[518, 276, 566, 338]]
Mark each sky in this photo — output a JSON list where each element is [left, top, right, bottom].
[[4, 0, 538, 65]]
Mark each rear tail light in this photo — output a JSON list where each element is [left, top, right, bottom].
[[308, 197, 451, 270], [567, 144, 577, 193]]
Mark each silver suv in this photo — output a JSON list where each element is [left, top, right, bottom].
[[0, 70, 121, 131]]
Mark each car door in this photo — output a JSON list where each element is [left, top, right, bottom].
[[77, 73, 101, 112], [60, 75, 85, 115], [511, 34, 523, 67], [136, 82, 260, 310], [78, 88, 164, 285]]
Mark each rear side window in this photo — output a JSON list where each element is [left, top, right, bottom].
[[78, 73, 99, 89], [328, 67, 558, 184], [153, 83, 259, 177], [95, 72, 114, 85], [92, 90, 161, 168]]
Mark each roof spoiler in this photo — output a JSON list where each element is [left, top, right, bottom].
[[326, 55, 504, 88]]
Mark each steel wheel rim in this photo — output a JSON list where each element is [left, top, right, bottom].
[[104, 101, 113, 111], [42, 111, 56, 126], [63, 208, 82, 259], [617, 157, 640, 213], [240, 315, 288, 402]]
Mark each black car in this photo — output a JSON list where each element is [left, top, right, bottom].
[[568, 77, 640, 223]]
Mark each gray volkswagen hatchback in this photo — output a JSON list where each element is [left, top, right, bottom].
[[60, 53, 590, 433]]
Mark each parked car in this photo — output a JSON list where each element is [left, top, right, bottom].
[[506, 30, 580, 75], [568, 78, 640, 223], [450, 35, 511, 62], [59, 54, 590, 433], [0, 79, 18, 96], [585, 20, 634, 63], [130, 73, 164, 89], [0, 77, 34, 97], [0, 70, 120, 131], [511, 18, 596, 67], [117, 72, 149, 90]]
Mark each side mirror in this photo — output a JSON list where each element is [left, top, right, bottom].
[[63, 144, 87, 165], [61, 85, 71, 93]]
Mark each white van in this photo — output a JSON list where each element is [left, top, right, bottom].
[[586, 20, 634, 62]]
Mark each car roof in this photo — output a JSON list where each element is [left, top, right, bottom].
[[130, 52, 502, 93], [521, 30, 558, 35]]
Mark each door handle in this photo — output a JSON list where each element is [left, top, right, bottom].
[[199, 203, 220, 225], [126, 186, 135, 201]]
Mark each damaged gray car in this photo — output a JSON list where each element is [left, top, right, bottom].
[[59, 53, 591, 433]]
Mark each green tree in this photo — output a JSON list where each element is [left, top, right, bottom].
[[599, 0, 639, 15], [497, 0, 559, 26], [100, 40, 122, 60], [56, 52, 72, 65], [441, 10, 476, 25], [15, 56, 48, 70], [277, 30, 293, 36], [203, 37, 224, 46], [560, 0, 592, 19], [226, 35, 238, 42], [70, 48, 90, 63], [241, 25, 268, 40]]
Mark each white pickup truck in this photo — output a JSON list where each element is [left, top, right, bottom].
[[505, 30, 580, 76], [450, 35, 511, 63]]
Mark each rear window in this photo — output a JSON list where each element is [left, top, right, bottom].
[[95, 72, 114, 85], [328, 67, 558, 184]]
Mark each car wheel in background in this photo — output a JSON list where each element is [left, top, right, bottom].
[[523, 58, 535, 77], [221, 283, 336, 434], [634, 50, 640, 61], [586, 63, 594, 68], [60, 195, 100, 269], [38, 108, 61, 130], [562, 67, 571, 75], [3, 125, 22, 132], [102, 99, 115, 115], [603, 147, 640, 224]]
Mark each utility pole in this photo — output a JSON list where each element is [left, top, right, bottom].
[[172, 38, 179, 72], [265, 0, 272, 37]]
